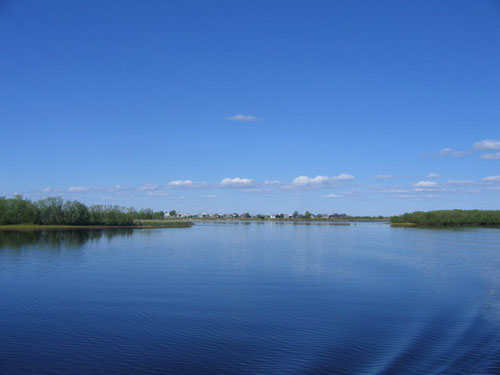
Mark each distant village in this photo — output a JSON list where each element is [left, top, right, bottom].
[[163, 210, 385, 221]]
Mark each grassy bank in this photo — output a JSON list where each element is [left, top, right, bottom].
[[390, 210, 500, 227], [133, 220, 193, 228], [389, 222, 418, 227]]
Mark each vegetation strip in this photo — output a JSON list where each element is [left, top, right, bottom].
[[0, 196, 191, 227], [390, 210, 500, 227]]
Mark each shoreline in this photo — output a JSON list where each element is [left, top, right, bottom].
[[190, 218, 389, 223], [390, 222, 500, 228], [0, 222, 193, 230]]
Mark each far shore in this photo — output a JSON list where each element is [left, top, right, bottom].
[[189, 218, 389, 222]]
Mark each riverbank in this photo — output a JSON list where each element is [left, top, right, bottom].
[[0, 221, 193, 230], [389, 222, 418, 227], [191, 218, 389, 223], [194, 220, 351, 226], [390, 210, 500, 227]]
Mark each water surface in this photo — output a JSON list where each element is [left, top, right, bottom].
[[1, 223, 499, 374]]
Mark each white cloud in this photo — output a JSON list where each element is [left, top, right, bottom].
[[480, 152, 500, 160], [438, 148, 466, 157], [292, 174, 354, 187], [375, 174, 395, 180], [413, 181, 438, 188], [137, 184, 158, 191], [321, 193, 343, 199], [226, 114, 259, 121], [426, 173, 442, 179], [168, 180, 194, 187], [220, 177, 254, 187], [473, 139, 500, 150], [482, 176, 500, 182], [43, 187, 54, 193], [68, 186, 90, 192]]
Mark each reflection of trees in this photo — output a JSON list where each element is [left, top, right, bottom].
[[0, 229, 134, 250]]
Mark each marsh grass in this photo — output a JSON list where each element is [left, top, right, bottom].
[[391, 210, 500, 227]]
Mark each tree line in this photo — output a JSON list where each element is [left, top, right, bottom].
[[390, 210, 500, 226], [0, 196, 166, 226]]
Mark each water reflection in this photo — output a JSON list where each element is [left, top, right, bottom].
[[0, 229, 134, 250], [0, 224, 499, 374]]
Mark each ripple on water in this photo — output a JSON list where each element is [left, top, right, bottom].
[[0, 224, 499, 374]]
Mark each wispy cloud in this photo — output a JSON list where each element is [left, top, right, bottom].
[[263, 180, 281, 185], [413, 181, 438, 188], [226, 114, 260, 121], [438, 147, 466, 157], [239, 188, 275, 194], [446, 180, 474, 185], [147, 190, 172, 197], [482, 176, 500, 182], [68, 186, 91, 192], [375, 174, 396, 180], [380, 188, 412, 194], [168, 180, 195, 188], [480, 152, 500, 160], [473, 139, 500, 150], [426, 173, 442, 179], [321, 193, 343, 199], [137, 184, 158, 191], [292, 174, 354, 187]]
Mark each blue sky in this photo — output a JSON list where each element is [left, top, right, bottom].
[[1, 0, 499, 215]]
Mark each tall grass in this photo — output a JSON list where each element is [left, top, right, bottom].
[[391, 210, 500, 226]]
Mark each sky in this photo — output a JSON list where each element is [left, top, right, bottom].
[[1, 0, 499, 215]]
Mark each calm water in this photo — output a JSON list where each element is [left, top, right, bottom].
[[1, 222, 499, 374]]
